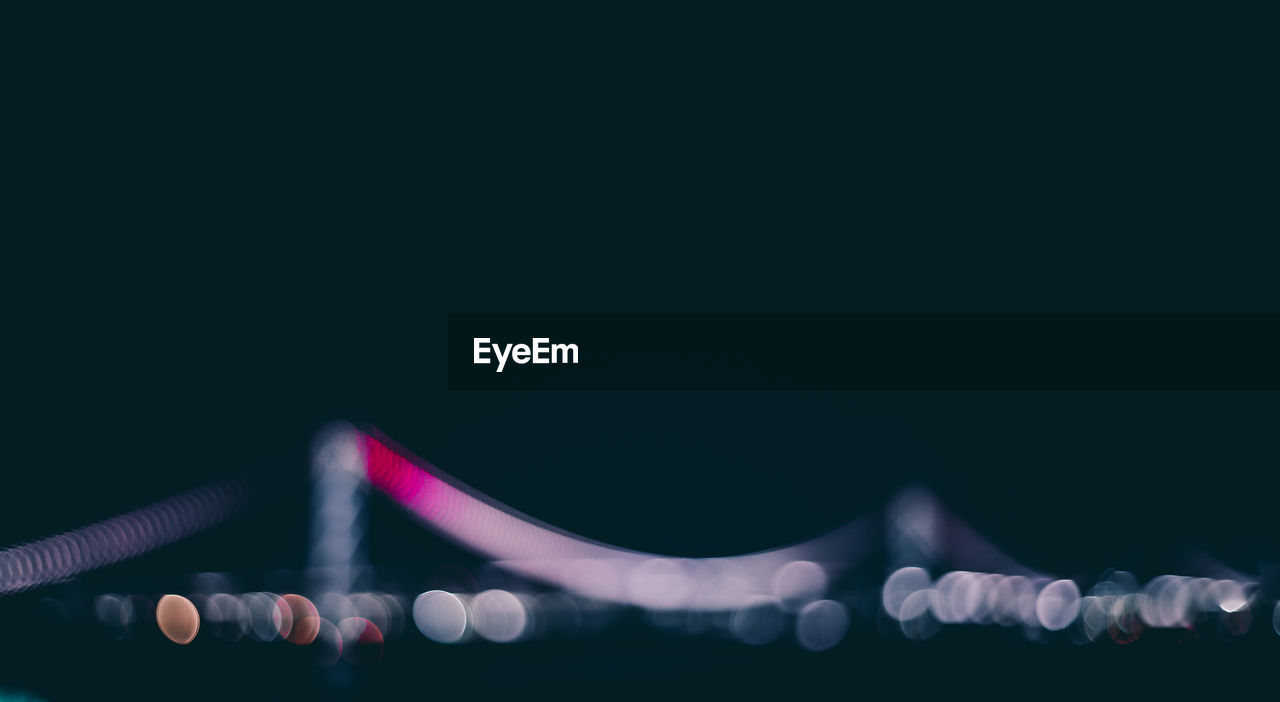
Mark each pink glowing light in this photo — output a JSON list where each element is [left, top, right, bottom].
[[348, 427, 871, 610]]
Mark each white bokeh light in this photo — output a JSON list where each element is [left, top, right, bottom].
[[770, 561, 827, 610], [1035, 579, 1081, 631], [883, 567, 931, 621], [413, 590, 470, 644], [471, 589, 528, 643], [795, 599, 848, 652]]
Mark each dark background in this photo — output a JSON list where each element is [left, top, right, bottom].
[[4, 4, 1279, 700]]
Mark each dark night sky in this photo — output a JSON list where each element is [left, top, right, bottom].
[[4, 4, 1279, 700]]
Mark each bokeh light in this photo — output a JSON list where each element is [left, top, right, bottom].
[[771, 561, 827, 610], [94, 594, 134, 640], [470, 589, 527, 643], [1035, 579, 1081, 631], [156, 594, 200, 645], [882, 567, 931, 621], [207, 593, 249, 641], [337, 617, 384, 665], [413, 590, 470, 644], [795, 599, 848, 651], [278, 594, 320, 645], [312, 619, 343, 666], [242, 592, 283, 642]]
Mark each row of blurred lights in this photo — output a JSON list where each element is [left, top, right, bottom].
[[413, 588, 852, 652], [881, 567, 1276, 643], [80, 584, 853, 656], [90, 592, 389, 665], [68, 566, 1280, 661]]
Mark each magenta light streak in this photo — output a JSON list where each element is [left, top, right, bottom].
[[0, 479, 250, 596], [364, 436, 449, 521], [353, 427, 871, 610]]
